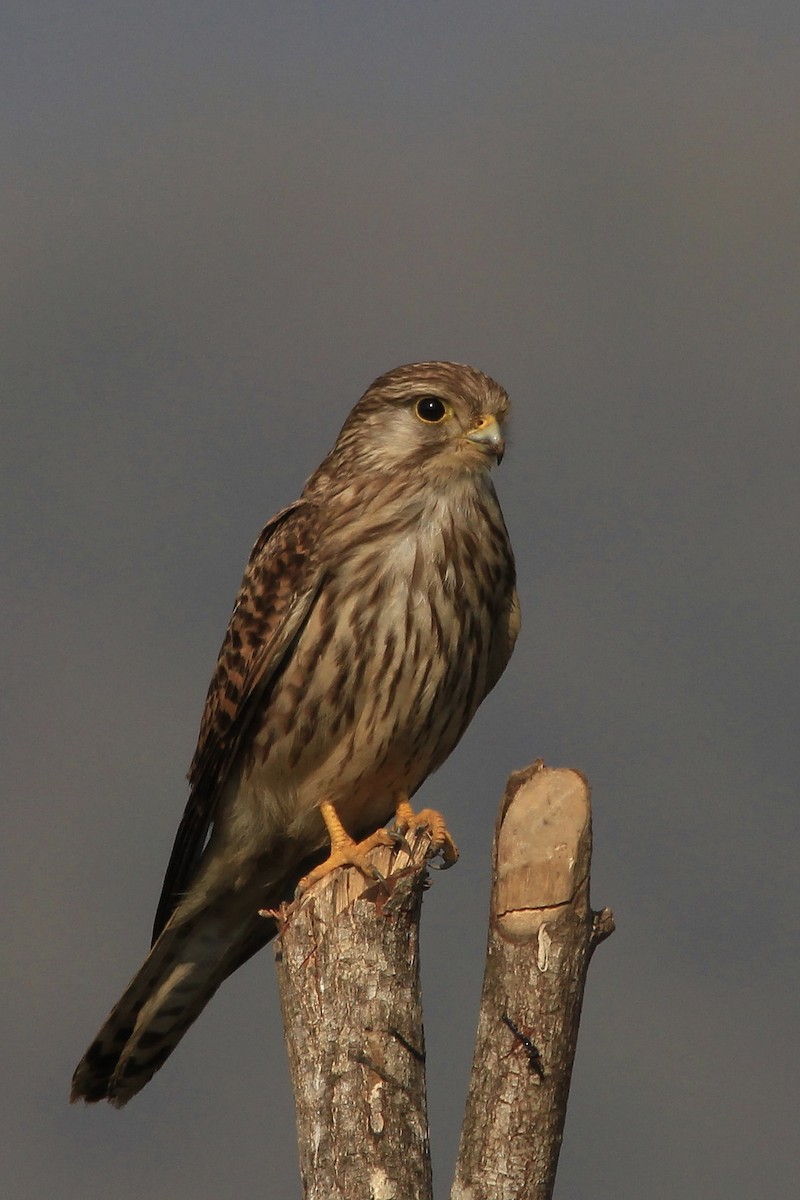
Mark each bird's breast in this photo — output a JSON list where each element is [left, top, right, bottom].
[[243, 479, 514, 834]]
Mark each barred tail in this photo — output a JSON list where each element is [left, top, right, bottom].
[[71, 899, 277, 1107]]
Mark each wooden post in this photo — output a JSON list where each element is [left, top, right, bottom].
[[275, 763, 613, 1199], [274, 828, 435, 1200], [451, 761, 614, 1200]]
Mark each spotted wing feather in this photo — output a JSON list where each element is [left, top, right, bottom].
[[152, 499, 322, 942]]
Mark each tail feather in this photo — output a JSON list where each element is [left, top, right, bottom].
[[71, 900, 277, 1107]]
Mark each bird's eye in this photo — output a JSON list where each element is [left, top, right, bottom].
[[415, 396, 448, 423]]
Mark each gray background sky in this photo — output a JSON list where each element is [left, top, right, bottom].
[[3, 3, 798, 1197]]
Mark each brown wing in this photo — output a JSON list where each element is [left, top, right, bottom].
[[152, 499, 323, 942]]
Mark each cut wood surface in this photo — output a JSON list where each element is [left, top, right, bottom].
[[451, 761, 614, 1200]]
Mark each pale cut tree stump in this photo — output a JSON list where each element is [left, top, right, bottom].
[[451, 761, 614, 1200]]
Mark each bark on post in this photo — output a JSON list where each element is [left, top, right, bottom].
[[451, 761, 615, 1200], [274, 828, 435, 1200]]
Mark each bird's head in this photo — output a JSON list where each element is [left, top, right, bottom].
[[322, 361, 510, 484]]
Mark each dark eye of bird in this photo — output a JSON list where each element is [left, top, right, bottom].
[[415, 396, 447, 423]]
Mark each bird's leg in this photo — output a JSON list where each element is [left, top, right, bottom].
[[297, 801, 395, 892], [394, 793, 459, 867]]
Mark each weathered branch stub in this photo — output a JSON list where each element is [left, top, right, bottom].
[[451, 762, 614, 1200], [274, 828, 436, 1200]]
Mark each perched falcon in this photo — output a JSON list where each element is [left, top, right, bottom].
[[71, 361, 519, 1106]]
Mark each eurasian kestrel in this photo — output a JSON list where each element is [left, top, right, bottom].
[[71, 361, 519, 1106]]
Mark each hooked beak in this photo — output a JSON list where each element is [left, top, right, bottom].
[[466, 415, 505, 464]]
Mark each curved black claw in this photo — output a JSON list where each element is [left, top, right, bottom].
[[366, 863, 392, 894], [427, 841, 459, 870], [386, 828, 413, 856], [428, 853, 457, 871]]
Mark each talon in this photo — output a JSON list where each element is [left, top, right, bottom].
[[394, 796, 459, 866], [297, 802, 395, 893], [385, 828, 412, 856]]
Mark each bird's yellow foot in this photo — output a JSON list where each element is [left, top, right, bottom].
[[394, 796, 459, 867], [298, 800, 395, 892]]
